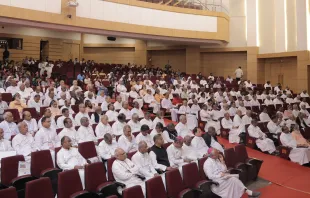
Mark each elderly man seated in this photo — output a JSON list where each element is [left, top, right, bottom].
[[57, 108, 76, 128], [0, 112, 18, 140], [204, 148, 261, 198], [222, 113, 242, 144], [167, 136, 194, 168], [175, 115, 193, 138], [191, 127, 209, 158], [12, 121, 38, 163], [58, 118, 79, 147], [136, 125, 154, 147], [98, 133, 118, 160], [119, 102, 132, 120], [248, 119, 276, 154], [118, 125, 137, 153], [0, 127, 14, 152], [127, 113, 142, 133], [77, 117, 98, 144], [74, 103, 93, 126], [57, 136, 88, 188], [202, 126, 224, 154], [280, 126, 310, 165], [95, 115, 112, 138], [112, 148, 148, 195]]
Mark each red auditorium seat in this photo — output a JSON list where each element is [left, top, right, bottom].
[[234, 144, 263, 181], [165, 169, 202, 198], [58, 169, 92, 198], [146, 175, 167, 198], [127, 151, 137, 160], [85, 162, 123, 197], [22, 108, 39, 119], [78, 141, 100, 163], [163, 142, 172, 149], [1, 155, 35, 197], [224, 148, 247, 184], [25, 178, 54, 198], [1, 93, 13, 103], [123, 185, 144, 198], [54, 147, 61, 169], [245, 124, 257, 149], [219, 117, 229, 139], [4, 109, 20, 122], [40, 106, 49, 117], [198, 156, 208, 180], [182, 162, 220, 197], [0, 187, 18, 198], [107, 157, 117, 181]]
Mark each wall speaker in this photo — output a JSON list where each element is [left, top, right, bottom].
[[107, 37, 116, 41]]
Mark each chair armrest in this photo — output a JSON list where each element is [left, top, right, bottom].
[[227, 168, 243, 174], [11, 175, 36, 190], [41, 168, 62, 177], [234, 162, 248, 170], [70, 190, 93, 198], [191, 188, 203, 194], [155, 168, 165, 174], [114, 182, 126, 188]]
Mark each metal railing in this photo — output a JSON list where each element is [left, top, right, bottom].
[[137, 0, 229, 15]]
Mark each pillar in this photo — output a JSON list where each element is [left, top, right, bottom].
[[246, 47, 259, 83]]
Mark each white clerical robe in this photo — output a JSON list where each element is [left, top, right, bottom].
[[191, 136, 209, 158], [0, 138, 14, 152], [182, 144, 199, 160], [280, 133, 310, 165], [74, 112, 92, 126], [127, 120, 142, 133], [129, 91, 144, 108], [175, 122, 193, 137], [60, 106, 75, 115], [12, 133, 38, 163], [206, 110, 222, 135], [130, 108, 144, 118], [259, 112, 271, 122], [118, 135, 137, 153], [6, 86, 19, 95], [57, 147, 88, 188], [113, 101, 122, 110], [222, 118, 240, 144], [119, 108, 132, 120], [136, 133, 154, 147], [56, 115, 76, 129], [77, 126, 97, 143], [101, 101, 109, 111], [58, 128, 79, 146], [178, 106, 198, 129], [204, 158, 246, 198], [152, 117, 166, 127], [0, 121, 19, 140], [143, 94, 160, 113], [150, 130, 168, 144], [28, 99, 42, 113], [140, 119, 154, 129], [38, 117, 57, 130], [95, 122, 112, 138], [166, 144, 187, 168], [97, 140, 118, 160], [112, 121, 126, 136], [241, 115, 252, 126], [112, 159, 146, 195], [267, 121, 281, 138], [105, 110, 119, 122], [248, 125, 276, 154], [23, 119, 38, 135], [131, 152, 158, 178]]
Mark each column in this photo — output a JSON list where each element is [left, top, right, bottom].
[[246, 0, 259, 47], [246, 47, 259, 83], [274, 0, 287, 52], [296, 0, 309, 51]]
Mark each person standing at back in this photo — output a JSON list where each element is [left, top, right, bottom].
[[235, 66, 243, 81]]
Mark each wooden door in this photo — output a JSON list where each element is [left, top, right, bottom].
[[71, 43, 80, 60]]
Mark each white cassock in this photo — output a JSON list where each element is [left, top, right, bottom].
[[130, 108, 144, 118], [112, 159, 146, 195], [129, 91, 143, 108], [191, 136, 209, 158], [97, 140, 118, 160], [76, 126, 97, 143], [23, 119, 38, 135], [143, 94, 159, 113], [166, 144, 188, 168], [117, 85, 129, 101], [58, 127, 79, 146], [204, 158, 246, 198], [0, 138, 14, 152], [56, 115, 76, 128], [178, 105, 197, 130], [118, 135, 137, 153], [6, 86, 19, 96], [60, 106, 75, 115], [28, 100, 42, 113], [161, 98, 177, 121], [38, 117, 57, 130], [95, 122, 112, 138], [259, 112, 271, 122], [233, 114, 245, 133], [18, 91, 30, 100], [101, 101, 109, 111], [175, 122, 193, 137], [248, 125, 276, 154], [74, 112, 93, 126], [0, 121, 19, 140], [241, 115, 252, 126], [105, 110, 119, 122], [34, 127, 60, 165], [182, 144, 199, 160], [113, 102, 122, 110], [267, 121, 281, 139], [210, 136, 224, 154], [152, 117, 166, 127], [280, 133, 310, 165], [127, 120, 142, 133], [222, 118, 240, 144], [205, 110, 222, 135], [12, 133, 38, 163], [57, 147, 88, 188], [150, 130, 168, 144], [119, 108, 132, 120], [136, 133, 154, 147], [140, 119, 154, 129], [131, 152, 158, 178], [190, 104, 201, 118], [112, 121, 126, 136]]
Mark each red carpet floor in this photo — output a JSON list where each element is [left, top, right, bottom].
[[218, 137, 310, 197]]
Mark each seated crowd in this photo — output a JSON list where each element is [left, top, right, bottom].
[[0, 59, 309, 197]]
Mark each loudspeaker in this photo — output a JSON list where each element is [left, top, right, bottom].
[[107, 37, 116, 41]]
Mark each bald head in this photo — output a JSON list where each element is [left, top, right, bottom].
[[115, 148, 127, 161]]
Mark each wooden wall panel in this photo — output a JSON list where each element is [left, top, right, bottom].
[[82, 47, 135, 64], [200, 52, 247, 78], [149, 50, 186, 72], [264, 57, 297, 91]]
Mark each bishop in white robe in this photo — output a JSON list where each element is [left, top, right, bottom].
[[97, 133, 118, 160], [118, 125, 137, 153], [95, 115, 112, 138], [222, 113, 241, 143], [77, 117, 97, 144], [0, 113, 19, 140]]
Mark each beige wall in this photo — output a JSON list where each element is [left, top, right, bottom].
[[148, 50, 186, 72], [263, 57, 298, 91], [200, 51, 247, 78]]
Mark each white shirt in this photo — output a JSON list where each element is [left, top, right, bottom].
[[57, 115, 76, 128], [280, 133, 297, 148], [35, 127, 60, 151], [0, 138, 14, 151], [175, 122, 193, 137], [118, 134, 137, 153], [6, 86, 20, 95], [127, 120, 142, 133], [267, 121, 281, 136], [259, 112, 271, 122], [76, 126, 97, 143], [38, 117, 57, 130], [131, 152, 158, 178], [140, 118, 154, 129], [242, 115, 252, 126], [112, 121, 126, 136], [23, 119, 39, 134], [57, 147, 87, 170], [136, 133, 154, 147], [95, 122, 112, 138], [161, 98, 174, 109], [74, 112, 92, 126], [105, 110, 119, 122], [235, 68, 243, 78], [101, 101, 109, 111], [152, 117, 166, 127], [130, 108, 144, 118], [191, 136, 209, 158], [98, 140, 118, 160], [28, 99, 42, 113], [113, 101, 122, 110], [167, 144, 186, 167], [12, 133, 37, 158], [0, 101, 8, 115], [58, 127, 79, 146], [0, 121, 18, 140], [119, 108, 132, 120]]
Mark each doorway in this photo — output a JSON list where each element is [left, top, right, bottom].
[[40, 40, 49, 61]]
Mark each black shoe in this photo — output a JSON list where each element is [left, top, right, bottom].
[[249, 191, 261, 197]]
